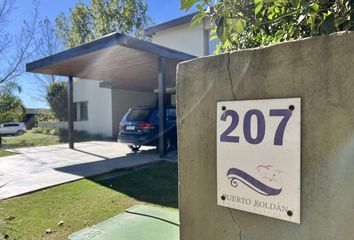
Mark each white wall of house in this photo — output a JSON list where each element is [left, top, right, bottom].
[[71, 80, 157, 137], [151, 22, 208, 57], [111, 89, 157, 136], [73, 79, 113, 136]]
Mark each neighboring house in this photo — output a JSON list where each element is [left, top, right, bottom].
[[54, 13, 216, 137], [145, 13, 215, 56], [23, 108, 43, 129]]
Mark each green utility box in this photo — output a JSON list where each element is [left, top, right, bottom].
[[68, 205, 179, 240]]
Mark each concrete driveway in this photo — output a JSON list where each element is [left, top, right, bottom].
[[0, 141, 177, 199]]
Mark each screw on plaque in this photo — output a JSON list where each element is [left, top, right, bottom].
[[222, 106, 226, 111], [289, 105, 295, 111], [287, 210, 293, 217], [221, 195, 226, 200]]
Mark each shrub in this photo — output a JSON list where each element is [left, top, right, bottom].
[[182, 0, 354, 52], [31, 127, 58, 135], [31, 127, 103, 142], [35, 110, 57, 123], [49, 128, 58, 135], [57, 129, 103, 142], [46, 82, 68, 121]]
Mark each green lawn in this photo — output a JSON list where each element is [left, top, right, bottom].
[[0, 150, 15, 157], [0, 132, 60, 157], [0, 162, 178, 240], [0, 129, 104, 157]]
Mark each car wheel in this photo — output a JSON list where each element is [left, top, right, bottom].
[[166, 137, 172, 152], [16, 130, 25, 136], [157, 137, 172, 153], [128, 145, 141, 152]]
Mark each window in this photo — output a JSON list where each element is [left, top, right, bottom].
[[75, 102, 88, 121], [127, 109, 151, 121], [166, 108, 176, 121], [4, 124, 19, 127], [80, 102, 88, 121]]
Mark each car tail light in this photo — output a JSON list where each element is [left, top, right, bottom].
[[139, 123, 155, 129]]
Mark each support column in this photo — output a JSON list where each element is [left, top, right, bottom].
[[158, 57, 167, 157], [68, 76, 74, 149]]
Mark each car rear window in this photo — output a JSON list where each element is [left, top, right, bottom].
[[126, 109, 152, 121], [4, 124, 19, 127]]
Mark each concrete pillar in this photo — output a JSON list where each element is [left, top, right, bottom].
[[177, 32, 354, 240], [68, 76, 74, 149], [158, 57, 167, 157]]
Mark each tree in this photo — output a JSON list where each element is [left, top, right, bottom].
[[26, 17, 62, 106], [35, 109, 57, 123], [0, 0, 39, 86], [0, 82, 25, 146], [181, 0, 353, 52], [0, 83, 25, 124], [33, 18, 61, 89], [0, 94, 25, 124], [46, 82, 68, 121], [55, 0, 150, 48]]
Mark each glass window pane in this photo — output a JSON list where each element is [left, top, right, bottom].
[[126, 109, 151, 121], [167, 108, 176, 120], [80, 102, 88, 121]]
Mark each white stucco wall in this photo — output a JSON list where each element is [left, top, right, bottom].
[[72, 81, 156, 137], [111, 89, 157, 136], [73, 80, 113, 137], [151, 22, 207, 57]]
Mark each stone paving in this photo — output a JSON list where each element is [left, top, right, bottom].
[[0, 141, 177, 199]]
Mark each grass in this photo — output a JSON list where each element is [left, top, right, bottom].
[[0, 162, 178, 240], [0, 150, 15, 157], [0, 129, 105, 157], [0, 132, 60, 157]]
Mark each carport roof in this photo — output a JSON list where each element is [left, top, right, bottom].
[[26, 32, 196, 91]]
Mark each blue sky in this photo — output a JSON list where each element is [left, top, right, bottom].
[[8, 0, 195, 108]]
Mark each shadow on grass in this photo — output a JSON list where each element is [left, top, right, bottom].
[[0, 132, 178, 208], [53, 147, 178, 208], [88, 162, 178, 208]]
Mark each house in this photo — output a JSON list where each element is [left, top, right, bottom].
[[27, 13, 217, 156], [67, 13, 216, 138], [23, 108, 43, 129]]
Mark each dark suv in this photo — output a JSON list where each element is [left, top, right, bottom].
[[117, 106, 177, 151]]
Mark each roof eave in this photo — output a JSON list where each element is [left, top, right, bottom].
[[144, 12, 197, 37], [26, 32, 196, 74]]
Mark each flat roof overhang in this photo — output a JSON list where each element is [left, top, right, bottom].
[[26, 32, 195, 92], [144, 12, 197, 37], [26, 32, 195, 156]]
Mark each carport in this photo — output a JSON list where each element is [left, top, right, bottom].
[[26, 32, 195, 157]]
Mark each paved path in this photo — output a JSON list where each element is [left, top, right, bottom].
[[0, 141, 177, 199]]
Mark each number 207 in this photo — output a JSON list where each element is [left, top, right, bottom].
[[220, 109, 292, 146]]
